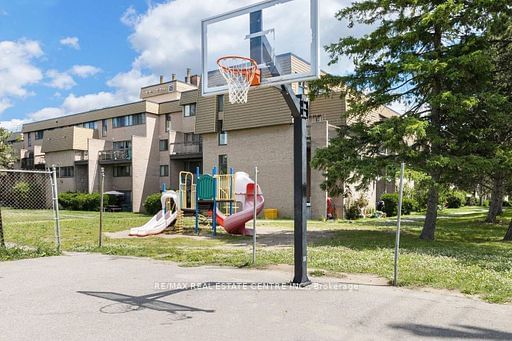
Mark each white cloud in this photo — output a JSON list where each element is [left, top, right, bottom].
[[9, 1, 372, 129], [0, 39, 43, 99], [60, 36, 80, 50], [107, 68, 158, 102], [0, 118, 26, 131], [46, 69, 77, 90], [0, 99, 12, 114], [70, 65, 101, 78], [61, 92, 123, 113], [120, 0, 357, 82], [121, 6, 140, 27], [44, 64, 101, 90], [28, 107, 64, 121], [1, 91, 123, 129]]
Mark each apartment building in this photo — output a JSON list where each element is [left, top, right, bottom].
[[13, 55, 398, 217]]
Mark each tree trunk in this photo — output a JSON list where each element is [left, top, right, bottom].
[[419, 23, 442, 242], [0, 205, 5, 248], [486, 174, 504, 223], [505, 219, 512, 241], [420, 185, 438, 240]]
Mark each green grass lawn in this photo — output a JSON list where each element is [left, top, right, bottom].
[[1, 206, 512, 303]]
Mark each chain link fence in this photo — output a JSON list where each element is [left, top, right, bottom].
[[0, 169, 61, 251]]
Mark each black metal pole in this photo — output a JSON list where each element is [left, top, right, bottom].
[[249, 10, 310, 285], [280, 85, 310, 286], [292, 110, 310, 285]]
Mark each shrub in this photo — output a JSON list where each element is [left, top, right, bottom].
[[10, 181, 46, 209], [12, 181, 31, 207], [143, 193, 162, 215], [503, 200, 511, 207], [381, 193, 417, 217], [58, 192, 109, 211], [344, 195, 369, 220], [466, 196, 478, 206], [401, 198, 418, 215], [446, 191, 466, 209], [345, 205, 361, 220]]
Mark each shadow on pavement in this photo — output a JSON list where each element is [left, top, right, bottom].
[[389, 323, 512, 339], [78, 287, 215, 315]]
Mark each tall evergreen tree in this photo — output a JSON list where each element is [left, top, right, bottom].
[[310, 0, 511, 240]]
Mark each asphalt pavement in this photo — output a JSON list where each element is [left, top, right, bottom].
[[1, 253, 511, 340]]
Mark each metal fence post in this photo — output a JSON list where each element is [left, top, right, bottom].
[[393, 162, 405, 286], [253, 166, 258, 264], [51, 165, 61, 252], [99, 167, 105, 247]]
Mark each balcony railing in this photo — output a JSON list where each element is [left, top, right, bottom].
[[98, 149, 132, 162], [75, 151, 89, 162], [170, 141, 202, 156], [21, 157, 34, 169], [21, 155, 45, 169]]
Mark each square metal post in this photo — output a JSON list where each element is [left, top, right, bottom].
[[280, 85, 310, 286], [292, 113, 310, 285]]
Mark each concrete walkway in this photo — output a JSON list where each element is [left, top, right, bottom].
[[1, 253, 511, 340]]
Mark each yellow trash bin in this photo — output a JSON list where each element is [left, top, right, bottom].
[[263, 208, 278, 219]]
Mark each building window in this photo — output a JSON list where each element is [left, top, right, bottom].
[[113, 165, 131, 177], [131, 113, 145, 125], [113, 141, 132, 150], [218, 154, 228, 175], [27, 133, 32, 147], [102, 119, 108, 137], [160, 165, 169, 177], [183, 103, 196, 117], [216, 95, 224, 113], [112, 117, 122, 128], [297, 82, 306, 95], [112, 113, 146, 128], [218, 131, 227, 145], [58, 166, 74, 178], [35, 130, 44, 140], [83, 121, 97, 129], [184, 133, 201, 144], [159, 139, 169, 151], [165, 114, 172, 132]]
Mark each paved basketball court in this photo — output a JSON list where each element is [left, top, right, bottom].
[[1, 253, 511, 340]]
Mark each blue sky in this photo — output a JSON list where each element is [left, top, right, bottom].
[[0, 0, 376, 131], [0, 0, 153, 129]]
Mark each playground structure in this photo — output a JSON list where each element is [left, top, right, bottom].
[[187, 167, 264, 236], [129, 187, 180, 237], [130, 167, 264, 237]]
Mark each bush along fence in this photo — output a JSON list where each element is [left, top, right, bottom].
[[0, 168, 61, 252], [58, 192, 109, 211]]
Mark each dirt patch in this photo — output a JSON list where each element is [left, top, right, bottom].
[[263, 264, 390, 286], [105, 229, 212, 241], [105, 227, 338, 249]]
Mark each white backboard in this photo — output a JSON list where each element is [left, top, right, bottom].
[[201, 0, 319, 97]]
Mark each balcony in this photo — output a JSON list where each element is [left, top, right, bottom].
[[98, 149, 132, 164], [21, 157, 34, 169], [75, 151, 89, 165], [170, 141, 202, 159], [21, 155, 45, 169]]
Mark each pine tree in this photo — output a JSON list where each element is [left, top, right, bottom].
[[310, 0, 512, 240]]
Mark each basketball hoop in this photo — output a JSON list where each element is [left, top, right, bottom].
[[217, 56, 260, 104]]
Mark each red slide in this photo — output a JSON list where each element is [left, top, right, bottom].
[[216, 183, 264, 236]]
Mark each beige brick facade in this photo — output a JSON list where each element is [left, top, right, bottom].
[[202, 124, 295, 217], [12, 60, 398, 216]]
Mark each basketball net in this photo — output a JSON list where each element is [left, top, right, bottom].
[[217, 56, 260, 104]]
